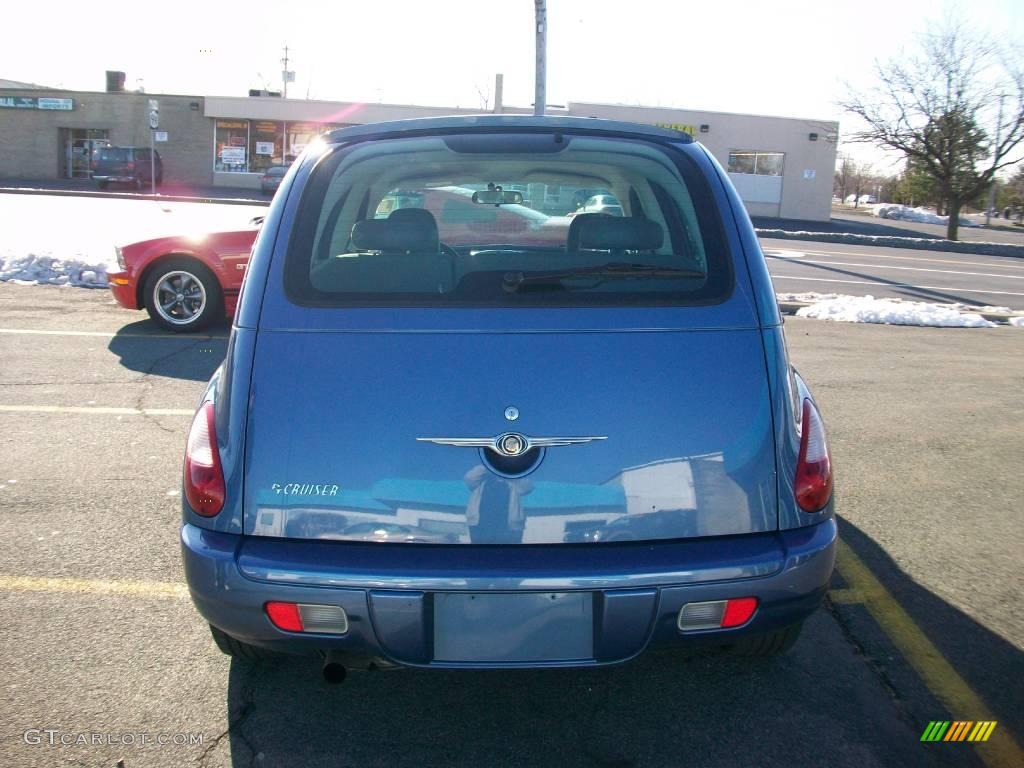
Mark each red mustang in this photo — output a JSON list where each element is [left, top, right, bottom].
[[108, 221, 260, 332]]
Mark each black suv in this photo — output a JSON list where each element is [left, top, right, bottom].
[[92, 147, 163, 190]]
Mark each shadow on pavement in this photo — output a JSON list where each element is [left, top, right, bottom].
[[833, 516, 1022, 757], [108, 319, 228, 382], [214, 520, 1022, 766]]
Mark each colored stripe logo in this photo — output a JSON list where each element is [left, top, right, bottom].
[[921, 721, 998, 742]]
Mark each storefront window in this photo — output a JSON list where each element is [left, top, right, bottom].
[[728, 150, 784, 176], [250, 120, 284, 173], [215, 120, 249, 172], [286, 122, 319, 163]]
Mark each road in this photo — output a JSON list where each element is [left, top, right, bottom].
[[761, 238, 1024, 310], [0, 284, 1021, 768]]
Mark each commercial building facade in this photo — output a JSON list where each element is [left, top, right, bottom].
[[0, 80, 838, 221]]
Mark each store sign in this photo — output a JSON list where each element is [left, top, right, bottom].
[[220, 147, 246, 164], [255, 141, 275, 156], [654, 122, 697, 136], [0, 96, 74, 110]]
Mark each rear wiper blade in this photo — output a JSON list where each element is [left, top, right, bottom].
[[503, 262, 705, 291]]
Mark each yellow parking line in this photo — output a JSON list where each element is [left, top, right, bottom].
[[835, 539, 1023, 767], [0, 405, 193, 416], [0, 574, 187, 599]]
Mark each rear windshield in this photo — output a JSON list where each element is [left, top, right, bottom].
[[284, 134, 732, 307], [97, 148, 131, 162]]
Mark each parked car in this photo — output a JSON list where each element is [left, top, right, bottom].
[[92, 146, 162, 190], [260, 165, 290, 195], [181, 116, 836, 680], [108, 221, 259, 331], [578, 193, 624, 216]]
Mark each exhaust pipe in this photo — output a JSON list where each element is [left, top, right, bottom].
[[322, 652, 348, 684]]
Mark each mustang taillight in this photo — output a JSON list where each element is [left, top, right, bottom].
[[795, 399, 833, 512], [184, 402, 225, 516]]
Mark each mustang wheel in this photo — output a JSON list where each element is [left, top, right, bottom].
[[143, 258, 222, 332]]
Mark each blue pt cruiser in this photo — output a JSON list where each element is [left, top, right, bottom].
[[181, 116, 836, 681]]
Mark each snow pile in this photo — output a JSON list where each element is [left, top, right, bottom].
[[795, 294, 996, 327], [776, 292, 841, 303], [0, 254, 111, 287], [874, 204, 978, 227], [1009, 317, 1024, 327], [0, 194, 267, 288]]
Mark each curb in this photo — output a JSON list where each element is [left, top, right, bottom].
[[757, 229, 1024, 259], [778, 300, 1024, 325], [0, 186, 267, 207]]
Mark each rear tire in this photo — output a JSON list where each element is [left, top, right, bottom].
[[209, 625, 278, 660], [729, 622, 803, 657]]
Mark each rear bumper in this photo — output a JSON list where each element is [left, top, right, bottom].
[[182, 518, 836, 668], [108, 272, 137, 309]]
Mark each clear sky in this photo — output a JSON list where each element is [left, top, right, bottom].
[[4, 0, 1021, 171]]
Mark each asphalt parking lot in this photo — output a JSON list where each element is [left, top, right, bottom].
[[761, 240, 1024, 310], [0, 284, 1021, 768]]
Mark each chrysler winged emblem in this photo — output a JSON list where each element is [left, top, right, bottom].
[[416, 433, 606, 457]]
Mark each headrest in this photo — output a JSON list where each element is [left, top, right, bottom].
[[351, 208, 439, 252], [567, 213, 663, 253]]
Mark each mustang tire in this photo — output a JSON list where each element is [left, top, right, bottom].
[[143, 257, 223, 332]]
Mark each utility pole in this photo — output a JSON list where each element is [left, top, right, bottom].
[[281, 45, 292, 99], [533, 0, 546, 116], [985, 94, 1006, 227]]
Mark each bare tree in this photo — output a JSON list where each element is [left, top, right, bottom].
[[834, 154, 854, 202], [840, 20, 1024, 240]]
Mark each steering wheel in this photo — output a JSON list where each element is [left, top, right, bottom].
[[439, 242, 459, 260]]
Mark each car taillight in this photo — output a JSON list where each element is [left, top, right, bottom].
[[795, 399, 833, 512], [677, 597, 759, 631], [125, 162, 135, 171], [265, 602, 349, 634], [184, 402, 225, 516]]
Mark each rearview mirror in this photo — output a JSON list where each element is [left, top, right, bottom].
[[472, 190, 524, 205]]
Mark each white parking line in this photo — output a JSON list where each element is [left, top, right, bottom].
[[0, 328, 225, 339], [0, 405, 194, 416], [763, 247, 1024, 270], [768, 275, 1024, 298]]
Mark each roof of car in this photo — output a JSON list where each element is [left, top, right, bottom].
[[324, 115, 695, 143]]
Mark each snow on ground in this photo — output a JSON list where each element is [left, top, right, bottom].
[[1009, 317, 1024, 327], [874, 204, 978, 227], [0, 194, 268, 287], [792, 294, 996, 327]]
